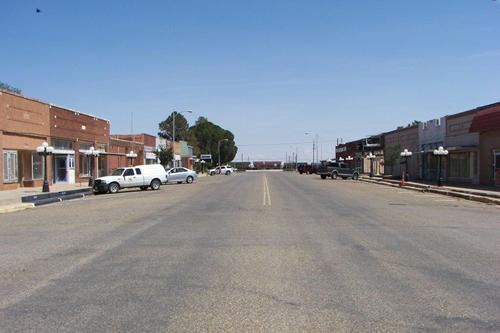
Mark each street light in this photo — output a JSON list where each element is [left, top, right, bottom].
[[172, 110, 193, 167], [433, 146, 448, 187], [366, 152, 376, 178], [36, 141, 54, 192], [85, 146, 100, 187], [218, 138, 229, 169], [400, 149, 413, 184], [126, 150, 138, 166]]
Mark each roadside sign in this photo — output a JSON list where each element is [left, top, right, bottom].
[[200, 154, 212, 160]]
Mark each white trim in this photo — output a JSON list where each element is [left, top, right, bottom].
[[53, 149, 75, 155]]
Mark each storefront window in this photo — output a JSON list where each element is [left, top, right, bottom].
[[79, 154, 91, 177], [449, 152, 470, 178], [32, 152, 44, 180], [3, 150, 18, 183], [79, 142, 92, 151], [52, 139, 73, 150]]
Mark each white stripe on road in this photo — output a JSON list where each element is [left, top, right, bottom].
[[263, 174, 272, 206]]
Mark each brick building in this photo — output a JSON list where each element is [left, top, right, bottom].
[[108, 137, 144, 171], [49, 105, 110, 184], [383, 125, 419, 179], [1, 90, 110, 191], [469, 102, 500, 186], [112, 133, 157, 165], [419, 117, 447, 181], [444, 109, 480, 184], [1, 90, 51, 190]]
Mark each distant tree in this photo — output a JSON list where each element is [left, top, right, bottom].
[[158, 112, 190, 141], [155, 145, 173, 167], [0, 81, 21, 94], [188, 116, 237, 165], [384, 144, 401, 174]]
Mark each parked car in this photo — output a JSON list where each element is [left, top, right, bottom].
[[297, 163, 308, 174], [93, 164, 167, 194], [209, 165, 234, 176], [317, 161, 360, 180], [166, 167, 198, 184]]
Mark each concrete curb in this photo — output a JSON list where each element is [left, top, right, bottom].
[[0, 203, 35, 214], [359, 177, 500, 206]]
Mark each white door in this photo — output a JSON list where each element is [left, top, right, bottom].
[[67, 155, 75, 184], [122, 168, 137, 187]]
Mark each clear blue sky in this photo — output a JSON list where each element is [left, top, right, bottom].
[[2, 1, 499, 162]]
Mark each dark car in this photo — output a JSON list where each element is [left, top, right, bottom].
[[298, 163, 320, 175], [318, 161, 360, 180]]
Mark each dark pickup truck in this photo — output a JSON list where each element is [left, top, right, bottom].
[[317, 161, 360, 180], [297, 163, 320, 175]]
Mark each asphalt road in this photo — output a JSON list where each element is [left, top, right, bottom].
[[0, 172, 499, 332]]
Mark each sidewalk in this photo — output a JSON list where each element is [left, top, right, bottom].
[[0, 182, 90, 213], [360, 176, 500, 205]]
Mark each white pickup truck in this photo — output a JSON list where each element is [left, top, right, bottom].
[[209, 165, 234, 176], [93, 164, 168, 194]]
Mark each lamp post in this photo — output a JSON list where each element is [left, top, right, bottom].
[[433, 146, 448, 187], [172, 110, 192, 167], [218, 138, 229, 169], [126, 150, 138, 167], [400, 149, 413, 184], [86, 146, 100, 187], [36, 141, 54, 192], [366, 152, 376, 178], [200, 160, 206, 174]]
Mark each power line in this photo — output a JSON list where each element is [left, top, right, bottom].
[[237, 139, 339, 147]]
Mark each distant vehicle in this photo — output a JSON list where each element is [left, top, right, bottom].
[[166, 167, 198, 184], [209, 165, 233, 175], [297, 163, 309, 174], [298, 163, 320, 174], [317, 161, 360, 180], [93, 164, 168, 193]]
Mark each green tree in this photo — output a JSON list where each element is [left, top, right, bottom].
[[188, 117, 237, 165], [158, 112, 189, 141], [384, 144, 401, 174], [155, 145, 173, 167], [0, 81, 21, 94]]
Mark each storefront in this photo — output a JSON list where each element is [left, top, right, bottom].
[[469, 102, 500, 186], [1, 91, 52, 190]]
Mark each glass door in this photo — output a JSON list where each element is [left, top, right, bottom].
[[54, 155, 68, 183]]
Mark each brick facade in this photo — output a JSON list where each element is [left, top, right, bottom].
[[1, 91, 52, 190]]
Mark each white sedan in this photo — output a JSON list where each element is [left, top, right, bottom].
[[166, 167, 198, 184]]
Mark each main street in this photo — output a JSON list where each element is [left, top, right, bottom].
[[0, 172, 499, 332]]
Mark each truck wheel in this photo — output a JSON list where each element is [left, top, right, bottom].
[[321, 175, 327, 179], [150, 179, 161, 190], [186, 176, 194, 184], [331, 172, 338, 180], [352, 173, 359, 180], [210, 171, 215, 176], [225, 171, 231, 175], [108, 182, 120, 193]]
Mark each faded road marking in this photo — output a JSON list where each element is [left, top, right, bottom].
[[263, 174, 272, 206]]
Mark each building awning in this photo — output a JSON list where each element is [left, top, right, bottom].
[[470, 104, 500, 132]]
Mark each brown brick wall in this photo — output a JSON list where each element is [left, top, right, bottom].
[[478, 131, 500, 186], [1, 91, 52, 190]]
